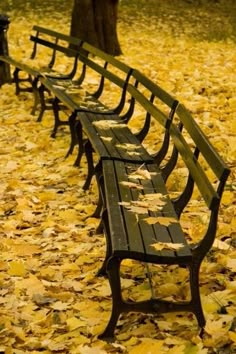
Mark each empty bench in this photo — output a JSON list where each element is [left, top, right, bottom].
[[0, 25, 83, 120], [75, 70, 230, 340], [38, 39, 134, 142]]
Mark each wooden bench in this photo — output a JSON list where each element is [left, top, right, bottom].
[[0, 25, 82, 119], [1, 27, 230, 341], [75, 70, 230, 340], [38, 39, 133, 140], [75, 69, 180, 193]]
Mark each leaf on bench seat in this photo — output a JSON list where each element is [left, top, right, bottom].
[[140, 193, 167, 201], [129, 166, 152, 180], [118, 194, 167, 216], [100, 136, 113, 142], [151, 241, 184, 251], [119, 181, 144, 190], [119, 200, 164, 216], [132, 200, 163, 212], [93, 120, 126, 129], [144, 216, 178, 226], [116, 143, 141, 151]]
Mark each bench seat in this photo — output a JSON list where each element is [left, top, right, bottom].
[[101, 160, 192, 264], [78, 112, 154, 190], [98, 159, 198, 341]]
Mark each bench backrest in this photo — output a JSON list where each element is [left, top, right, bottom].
[[125, 69, 230, 258], [76, 41, 133, 114], [126, 69, 180, 171], [30, 25, 82, 76], [30, 26, 134, 113]]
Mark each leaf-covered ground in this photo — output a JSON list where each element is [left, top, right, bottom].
[[0, 0, 235, 353]]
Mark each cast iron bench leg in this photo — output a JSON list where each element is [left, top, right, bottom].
[[31, 77, 40, 116], [98, 256, 122, 341], [65, 112, 78, 158], [37, 83, 46, 122], [51, 96, 60, 138], [82, 140, 95, 190], [97, 210, 110, 276], [91, 193, 102, 218], [190, 262, 206, 328], [73, 121, 84, 167], [91, 160, 103, 218], [13, 67, 21, 96]]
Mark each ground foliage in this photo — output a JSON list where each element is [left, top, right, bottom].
[[0, 0, 235, 353]]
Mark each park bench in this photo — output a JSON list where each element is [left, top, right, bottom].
[[1, 25, 133, 138], [38, 39, 134, 141], [76, 69, 180, 192], [0, 25, 230, 341], [74, 70, 230, 340], [0, 25, 82, 119]]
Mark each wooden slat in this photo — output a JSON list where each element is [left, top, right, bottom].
[[82, 42, 131, 74], [80, 112, 153, 162], [103, 160, 192, 263], [132, 165, 175, 260], [132, 69, 176, 107], [146, 164, 191, 258], [127, 84, 168, 128], [0, 55, 39, 76], [102, 160, 130, 253], [114, 161, 146, 257], [176, 103, 229, 180], [32, 25, 81, 47], [30, 36, 80, 57], [169, 123, 219, 209], [78, 53, 127, 89], [80, 113, 113, 158], [39, 77, 80, 110]]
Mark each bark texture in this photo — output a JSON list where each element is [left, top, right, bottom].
[[70, 0, 121, 56]]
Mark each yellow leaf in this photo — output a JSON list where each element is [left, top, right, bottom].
[[213, 239, 231, 251], [129, 165, 152, 180], [140, 193, 167, 201], [151, 242, 184, 251], [79, 345, 107, 354], [16, 274, 45, 296], [116, 143, 139, 151], [5, 160, 18, 172], [100, 136, 113, 142], [50, 301, 69, 311], [227, 258, 236, 272], [13, 325, 27, 341], [93, 120, 126, 129], [119, 181, 143, 190], [128, 339, 164, 354], [66, 316, 86, 331], [222, 191, 234, 206], [128, 205, 149, 215], [144, 216, 177, 226], [8, 261, 27, 277], [228, 331, 236, 343]]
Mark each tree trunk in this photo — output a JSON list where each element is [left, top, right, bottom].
[[70, 0, 121, 56]]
